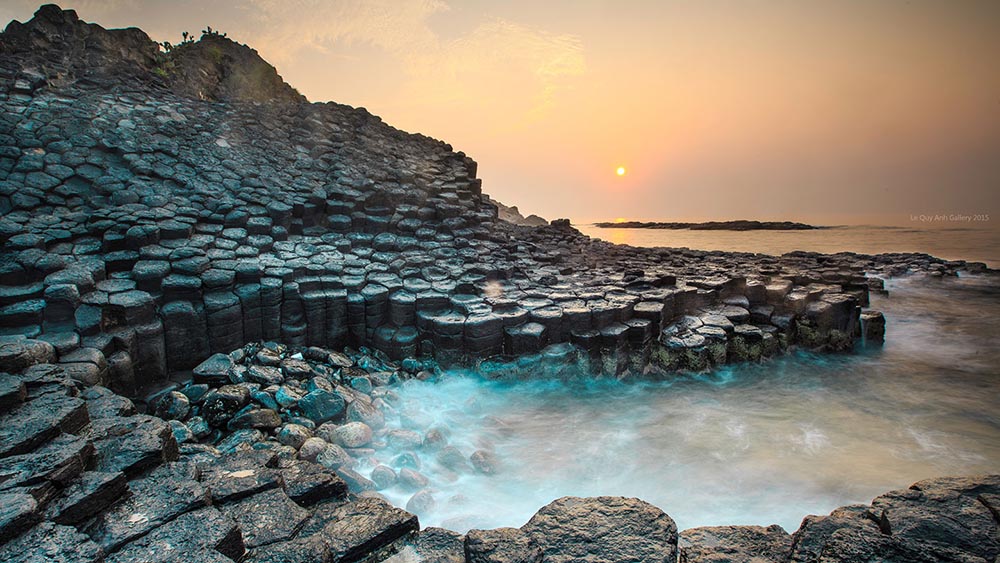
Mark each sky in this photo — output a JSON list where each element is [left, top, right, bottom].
[[3, 1, 998, 225]]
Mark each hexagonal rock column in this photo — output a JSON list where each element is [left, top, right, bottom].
[[861, 310, 886, 345]]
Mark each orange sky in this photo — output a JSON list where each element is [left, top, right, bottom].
[[4, 1, 998, 225]]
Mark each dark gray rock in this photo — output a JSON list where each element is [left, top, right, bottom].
[[279, 459, 348, 506], [465, 527, 543, 563], [0, 521, 104, 563], [0, 375, 27, 415], [336, 466, 377, 493], [298, 388, 345, 424], [89, 414, 179, 477], [0, 491, 40, 545], [0, 390, 88, 457], [0, 434, 94, 504], [277, 423, 312, 449], [390, 527, 465, 563], [244, 536, 331, 563], [154, 390, 190, 420], [202, 384, 251, 426], [406, 489, 436, 514], [247, 364, 284, 386], [789, 475, 1000, 563], [222, 488, 310, 549], [200, 450, 283, 504], [680, 524, 791, 563], [0, 338, 55, 372], [48, 470, 128, 526], [309, 497, 419, 562], [371, 464, 397, 490], [193, 353, 235, 384], [105, 505, 245, 563], [228, 407, 282, 430], [522, 496, 678, 563], [80, 386, 136, 419], [85, 462, 210, 552]]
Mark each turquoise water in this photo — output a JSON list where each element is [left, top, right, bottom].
[[575, 223, 1000, 268], [369, 275, 1000, 532]]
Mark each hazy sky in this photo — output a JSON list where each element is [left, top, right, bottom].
[[3, 1, 998, 224]]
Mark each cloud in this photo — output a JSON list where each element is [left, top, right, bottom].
[[243, 0, 447, 60], [240, 0, 584, 123]]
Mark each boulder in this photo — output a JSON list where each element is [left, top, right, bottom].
[[330, 421, 373, 448], [202, 385, 251, 426], [199, 451, 283, 504], [521, 496, 678, 563], [279, 459, 348, 506], [193, 353, 234, 384], [0, 391, 89, 458], [298, 388, 345, 424]]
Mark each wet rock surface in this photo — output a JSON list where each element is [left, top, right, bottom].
[[522, 496, 679, 563], [680, 524, 792, 563], [0, 5, 998, 563]]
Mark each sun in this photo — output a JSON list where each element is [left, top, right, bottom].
[[616, 166, 626, 176]]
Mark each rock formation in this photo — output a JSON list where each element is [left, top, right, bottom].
[[0, 5, 997, 562], [486, 196, 548, 227]]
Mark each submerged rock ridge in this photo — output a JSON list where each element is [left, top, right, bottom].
[[593, 220, 822, 231], [0, 5, 998, 562]]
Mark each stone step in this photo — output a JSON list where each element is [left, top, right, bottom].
[[220, 488, 310, 550], [0, 434, 95, 507], [46, 471, 129, 527], [88, 414, 178, 477], [0, 390, 89, 458], [0, 522, 104, 563], [104, 506, 245, 563], [0, 491, 40, 545], [83, 462, 210, 553], [0, 375, 27, 415]]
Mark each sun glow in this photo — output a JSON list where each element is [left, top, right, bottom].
[[616, 166, 626, 176]]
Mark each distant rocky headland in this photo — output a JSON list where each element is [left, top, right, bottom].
[[594, 220, 822, 230], [0, 5, 997, 563]]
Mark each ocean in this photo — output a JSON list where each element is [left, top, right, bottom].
[[574, 223, 1000, 268]]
